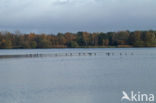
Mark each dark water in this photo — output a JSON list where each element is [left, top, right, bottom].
[[0, 48, 156, 103]]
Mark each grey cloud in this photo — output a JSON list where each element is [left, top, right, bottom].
[[0, 0, 156, 33]]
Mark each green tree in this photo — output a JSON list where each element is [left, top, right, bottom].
[[68, 41, 79, 48], [30, 41, 37, 48]]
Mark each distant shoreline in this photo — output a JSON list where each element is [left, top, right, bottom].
[[0, 30, 156, 49], [1, 46, 156, 49]]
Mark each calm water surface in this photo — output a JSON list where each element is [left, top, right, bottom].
[[0, 48, 156, 103]]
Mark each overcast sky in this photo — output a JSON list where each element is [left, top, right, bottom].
[[0, 0, 156, 34]]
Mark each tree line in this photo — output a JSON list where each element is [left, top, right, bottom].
[[0, 30, 156, 49]]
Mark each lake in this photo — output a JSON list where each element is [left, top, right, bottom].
[[0, 48, 156, 103]]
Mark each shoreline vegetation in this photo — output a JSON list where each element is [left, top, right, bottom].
[[0, 30, 156, 49]]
